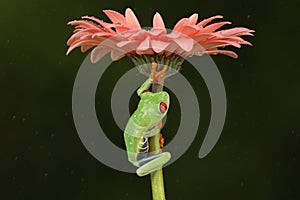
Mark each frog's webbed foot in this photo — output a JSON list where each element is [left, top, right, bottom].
[[136, 152, 171, 176], [151, 62, 167, 85], [137, 62, 168, 96]]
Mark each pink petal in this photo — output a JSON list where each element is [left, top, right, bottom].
[[173, 37, 194, 52], [114, 39, 137, 52], [118, 41, 139, 52], [167, 31, 181, 39], [136, 48, 154, 55], [200, 40, 241, 49], [110, 50, 126, 61], [149, 28, 165, 36], [128, 29, 147, 40], [192, 33, 216, 42], [173, 18, 189, 32], [205, 49, 238, 58], [68, 28, 100, 42], [137, 36, 150, 51], [224, 36, 253, 46], [125, 8, 141, 30], [217, 27, 255, 37], [112, 24, 131, 33], [153, 12, 165, 29], [164, 42, 179, 55], [103, 9, 126, 24], [186, 43, 205, 56], [81, 45, 94, 53], [91, 32, 113, 39], [68, 20, 102, 30], [198, 15, 223, 27], [189, 13, 198, 25], [117, 41, 134, 47], [165, 51, 173, 57], [120, 29, 139, 37], [202, 21, 232, 32], [67, 31, 88, 45], [66, 39, 100, 55], [150, 40, 170, 53], [81, 16, 114, 32], [177, 24, 199, 36], [100, 38, 124, 51], [91, 46, 111, 63]]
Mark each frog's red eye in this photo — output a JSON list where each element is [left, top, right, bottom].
[[142, 90, 150, 93], [160, 102, 167, 113]]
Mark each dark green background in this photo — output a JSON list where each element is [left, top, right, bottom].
[[1, 0, 299, 199]]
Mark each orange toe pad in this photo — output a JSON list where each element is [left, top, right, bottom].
[[160, 134, 164, 148]]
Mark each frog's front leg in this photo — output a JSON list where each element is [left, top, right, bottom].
[[137, 75, 152, 96], [144, 124, 161, 138], [137, 62, 167, 96]]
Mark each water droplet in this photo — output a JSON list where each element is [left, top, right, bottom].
[[12, 115, 16, 120]]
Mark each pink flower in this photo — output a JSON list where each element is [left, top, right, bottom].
[[66, 8, 254, 63]]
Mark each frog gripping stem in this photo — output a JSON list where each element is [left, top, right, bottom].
[[123, 62, 171, 178]]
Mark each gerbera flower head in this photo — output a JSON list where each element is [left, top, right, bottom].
[[66, 8, 254, 70]]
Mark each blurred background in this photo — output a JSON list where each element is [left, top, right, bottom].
[[0, 0, 299, 199]]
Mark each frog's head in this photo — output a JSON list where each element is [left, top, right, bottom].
[[139, 90, 170, 123]]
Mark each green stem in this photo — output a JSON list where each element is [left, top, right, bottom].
[[131, 54, 184, 200], [150, 83, 166, 200]]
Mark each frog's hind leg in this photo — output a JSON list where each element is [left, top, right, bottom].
[[125, 133, 171, 176]]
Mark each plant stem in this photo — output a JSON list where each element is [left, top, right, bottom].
[[150, 83, 166, 200]]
